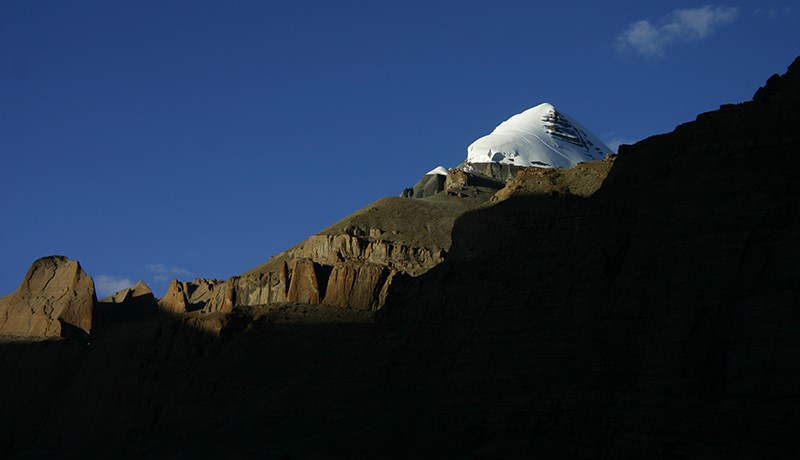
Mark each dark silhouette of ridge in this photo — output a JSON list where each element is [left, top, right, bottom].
[[1, 56, 799, 458]]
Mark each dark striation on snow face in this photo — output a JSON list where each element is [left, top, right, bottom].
[[542, 108, 585, 147], [0, 56, 799, 458]]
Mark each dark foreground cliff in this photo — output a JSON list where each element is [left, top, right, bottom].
[[2, 58, 800, 458]]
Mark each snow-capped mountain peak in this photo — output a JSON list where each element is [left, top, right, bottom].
[[466, 103, 612, 168]]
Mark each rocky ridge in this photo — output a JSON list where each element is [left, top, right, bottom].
[[0, 150, 616, 338], [215, 197, 460, 311], [97, 280, 159, 321], [165, 152, 615, 314], [1, 56, 798, 458]]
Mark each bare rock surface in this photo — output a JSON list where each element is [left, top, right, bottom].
[[0, 256, 96, 339], [159, 278, 231, 314], [491, 154, 615, 201], [158, 279, 189, 314], [220, 194, 486, 311], [100, 280, 153, 304], [98, 280, 158, 321], [194, 157, 613, 313], [401, 172, 446, 198]]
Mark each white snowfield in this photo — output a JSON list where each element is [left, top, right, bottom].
[[425, 166, 449, 176], [467, 103, 612, 168]]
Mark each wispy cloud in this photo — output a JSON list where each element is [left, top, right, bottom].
[[616, 6, 739, 58], [145, 263, 192, 282], [604, 136, 637, 153], [754, 6, 794, 18], [95, 275, 132, 298]]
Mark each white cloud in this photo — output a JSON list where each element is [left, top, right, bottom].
[[617, 6, 739, 58], [604, 136, 637, 153], [145, 263, 192, 282], [95, 275, 132, 298]]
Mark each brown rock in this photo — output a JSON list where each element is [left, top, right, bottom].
[[0, 256, 96, 338], [98, 280, 158, 321], [185, 278, 219, 307], [233, 261, 291, 307], [202, 278, 236, 314], [159, 279, 188, 314], [490, 155, 615, 202], [286, 258, 321, 304], [100, 280, 154, 304], [322, 263, 393, 310], [445, 168, 469, 193], [160, 278, 231, 314]]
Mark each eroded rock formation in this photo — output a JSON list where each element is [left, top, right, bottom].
[[187, 195, 481, 312], [166, 153, 615, 314], [159, 278, 232, 314], [0, 256, 96, 338], [158, 279, 189, 314], [490, 153, 615, 201], [97, 280, 158, 321]]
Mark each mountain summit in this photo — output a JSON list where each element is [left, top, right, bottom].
[[466, 103, 612, 168]]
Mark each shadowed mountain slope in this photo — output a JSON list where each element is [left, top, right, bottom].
[[376, 56, 800, 456], [0, 57, 798, 458]]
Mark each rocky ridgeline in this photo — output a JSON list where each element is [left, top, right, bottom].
[[97, 280, 159, 321], [159, 277, 235, 314], [153, 186, 500, 315], [490, 154, 615, 201], [371, 57, 800, 454], [0, 152, 614, 338], [1, 57, 798, 458], [163, 159, 614, 314]]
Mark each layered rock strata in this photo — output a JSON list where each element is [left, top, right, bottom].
[[170, 195, 480, 312]]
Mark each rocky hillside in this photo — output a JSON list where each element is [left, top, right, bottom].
[[0, 57, 798, 458], [157, 155, 614, 315], [378, 56, 800, 454]]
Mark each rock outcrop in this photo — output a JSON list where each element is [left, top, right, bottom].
[[459, 161, 528, 183], [404, 163, 516, 200], [100, 280, 152, 304], [158, 279, 189, 314], [159, 278, 232, 314], [0, 256, 96, 339], [202, 195, 483, 312], [490, 153, 616, 201], [97, 280, 158, 321], [176, 155, 613, 314], [401, 172, 446, 198], [286, 258, 322, 304]]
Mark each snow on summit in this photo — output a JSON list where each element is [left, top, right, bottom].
[[467, 103, 612, 168], [426, 166, 448, 176]]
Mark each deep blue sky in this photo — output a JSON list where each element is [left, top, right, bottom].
[[1, 1, 798, 297]]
